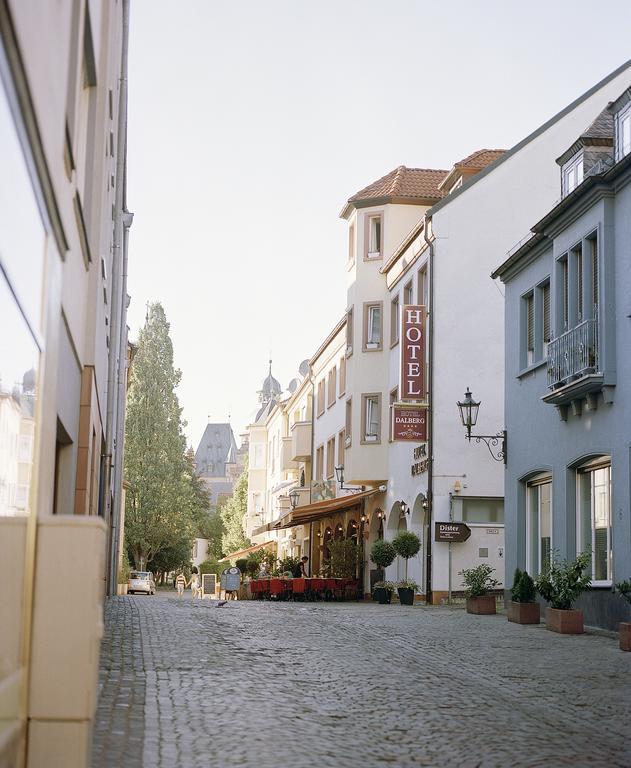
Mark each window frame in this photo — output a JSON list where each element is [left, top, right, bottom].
[[316, 379, 325, 418], [327, 366, 337, 408], [339, 356, 346, 396], [561, 152, 584, 197], [315, 444, 324, 481], [418, 265, 428, 308], [403, 280, 413, 306], [326, 436, 336, 479], [337, 429, 345, 468], [345, 398, 352, 447], [576, 459, 612, 586], [364, 212, 383, 261], [361, 393, 382, 444], [363, 301, 383, 351], [525, 475, 552, 578], [346, 307, 354, 357], [390, 295, 400, 347], [615, 103, 631, 161]]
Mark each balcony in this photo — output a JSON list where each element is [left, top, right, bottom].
[[290, 421, 311, 462], [281, 437, 297, 471], [543, 319, 604, 409]]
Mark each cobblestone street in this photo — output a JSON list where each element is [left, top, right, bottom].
[[92, 595, 631, 768]]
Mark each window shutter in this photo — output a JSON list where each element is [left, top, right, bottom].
[[542, 283, 551, 343], [527, 294, 534, 352]]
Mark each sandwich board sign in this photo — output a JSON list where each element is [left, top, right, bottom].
[[220, 567, 241, 593], [202, 572, 216, 598]]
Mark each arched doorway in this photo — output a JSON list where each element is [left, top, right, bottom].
[[411, 493, 428, 594], [334, 522, 344, 541]]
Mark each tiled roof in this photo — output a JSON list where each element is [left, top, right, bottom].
[[347, 166, 448, 205], [452, 148, 506, 169]]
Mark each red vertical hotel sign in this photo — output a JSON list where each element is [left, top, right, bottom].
[[400, 305, 426, 400]]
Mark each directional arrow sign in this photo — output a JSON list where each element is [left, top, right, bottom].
[[435, 522, 472, 543]]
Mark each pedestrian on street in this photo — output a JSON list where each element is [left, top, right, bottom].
[[189, 568, 200, 598], [292, 556, 309, 578], [175, 572, 186, 597]]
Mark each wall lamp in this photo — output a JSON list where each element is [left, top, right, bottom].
[[288, 488, 300, 511], [457, 388, 507, 464], [334, 465, 365, 493], [399, 501, 409, 516]]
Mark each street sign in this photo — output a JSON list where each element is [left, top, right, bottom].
[[435, 522, 471, 543], [220, 567, 241, 592], [202, 573, 216, 597], [392, 403, 427, 441]]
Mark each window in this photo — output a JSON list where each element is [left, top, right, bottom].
[[578, 460, 612, 583], [345, 399, 352, 446], [403, 280, 413, 306], [365, 214, 383, 259], [317, 379, 325, 417], [389, 387, 398, 441], [573, 243, 583, 323], [252, 443, 264, 469], [316, 445, 324, 480], [418, 266, 428, 307], [363, 302, 383, 350], [390, 296, 400, 346], [361, 394, 381, 443], [348, 222, 355, 264], [562, 154, 583, 196], [560, 256, 569, 332], [589, 233, 598, 315], [616, 104, 631, 160], [526, 477, 552, 576], [339, 356, 346, 395], [461, 498, 504, 524], [337, 430, 345, 468], [346, 307, 354, 356], [327, 367, 337, 408], [542, 281, 551, 357], [525, 292, 535, 366], [326, 437, 335, 478]]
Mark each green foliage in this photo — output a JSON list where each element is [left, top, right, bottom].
[[326, 539, 361, 578], [147, 535, 193, 576], [245, 550, 266, 577], [396, 579, 419, 591], [535, 550, 591, 610], [370, 539, 396, 569], [615, 580, 631, 605], [459, 564, 500, 598], [118, 550, 131, 583], [511, 568, 536, 603], [392, 531, 421, 559], [235, 558, 249, 574], [220, 460, 250, 555], [276, 556, 300, 575], [124, 303, 207, 570], [198, 559, 224, 578], [373, 580, 396, 594]]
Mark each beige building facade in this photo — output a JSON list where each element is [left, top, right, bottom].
[[0, 2, 131, 766]]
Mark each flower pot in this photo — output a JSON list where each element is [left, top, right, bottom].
[[507, 600, 540, 624], [397, 587, 415, 606], [546, 607, 583, 634], [619, 622, 631, 651], [373, 587, 392, 605], [117, 583, 128, 596], [466, 595, 496, 615]]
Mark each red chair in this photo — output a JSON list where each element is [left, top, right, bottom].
[[269, 578, 283, 598], [292, 578, 306, 599]]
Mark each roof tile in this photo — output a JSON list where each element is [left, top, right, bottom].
[[348, 166, 448, 204]]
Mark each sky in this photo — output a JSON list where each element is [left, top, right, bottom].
[[126, 0, 631, 450]]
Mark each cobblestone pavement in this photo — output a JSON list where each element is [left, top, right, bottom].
[[92, 595, 631, 768]]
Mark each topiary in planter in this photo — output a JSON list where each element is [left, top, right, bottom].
[[370, 539, 396, 570], [459, 564, 499, 615], [392, 531, 421, 579], [535, 550, 591, 634], [507, 568, 540, 624]]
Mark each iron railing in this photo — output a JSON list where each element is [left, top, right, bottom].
[[547, 319, 599, 389]]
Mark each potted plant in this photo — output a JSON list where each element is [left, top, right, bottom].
[[507, 568, 540, 624], [392, 531, 421, 605], [614, 580, 631, 651], [372, 581, 396, 604], [117, 551, 131, 595], [370, 540, 396, 603], [459, 564, 499, 614], [534, 551, 591, 634]]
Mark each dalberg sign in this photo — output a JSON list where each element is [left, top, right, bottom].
[[400, 305, 426, 399]]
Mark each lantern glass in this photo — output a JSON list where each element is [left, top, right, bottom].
[[457, 388, 480, 431], [288, 489, 300, 510], [334, 465, 344, 485]]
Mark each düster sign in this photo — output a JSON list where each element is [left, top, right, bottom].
[[400, 305, 426, 400], [393, 404, 427, 441], [434, 522, 472, 543]]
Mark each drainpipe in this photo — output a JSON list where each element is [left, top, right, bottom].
[[105, 0, 131, 594], [308, 366, 315, 569], [423, 216, 435, 605]]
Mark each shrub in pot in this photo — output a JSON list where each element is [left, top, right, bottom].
[[392, 531, 421, 605], [372, 581, 396, 605], [370, 540, 396, 602], [459, 564, 499, 615], [235, 558, 249, 577], [614, 580, 631, 651], [507, 568, 540, 625], [534, 550, 591, 634]]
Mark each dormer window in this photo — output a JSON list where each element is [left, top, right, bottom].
[[562, 153, 583, 197], [615, 103, 631, 161]]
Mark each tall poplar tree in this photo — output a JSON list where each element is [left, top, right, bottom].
[[220, 460, 250, 555], [124, 303, 196, 569]]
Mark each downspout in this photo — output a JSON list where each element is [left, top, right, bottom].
[[423, 215, 435, 605], [308, 366, 315, 572], [105, 0, 131, 594]]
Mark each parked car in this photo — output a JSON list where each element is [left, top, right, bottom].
[[128, 571, 156, 595]]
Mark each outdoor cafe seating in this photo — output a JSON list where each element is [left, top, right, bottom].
[[250, 577, 359, 601]]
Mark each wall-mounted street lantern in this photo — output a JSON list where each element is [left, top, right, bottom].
[[456, 388, 507, 464], [334, 465, 365, 493], [399, 501, 409, 516], [375, 508, 385, 519], [288, 488, 300, 511]]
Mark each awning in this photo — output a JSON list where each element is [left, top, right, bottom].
[[218, 540, 276, 562], [251, 519, 283, 537], [276, 488, 382, 529]]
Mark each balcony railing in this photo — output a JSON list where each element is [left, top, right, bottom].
[[547, 319, 599, 389]]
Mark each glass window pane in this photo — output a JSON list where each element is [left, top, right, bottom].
[[539, 483, 551, 572], [592, 467, 610, 581], [462, 498, 504, 524]]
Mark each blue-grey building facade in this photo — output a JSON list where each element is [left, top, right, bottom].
[[493, 87, 631, 630]]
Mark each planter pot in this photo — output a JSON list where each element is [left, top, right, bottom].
[[397, 587, 415, 606], [466, 595, 496, 615], [116, 584, 128, 596], [507, 600, 540, 625], [373, 588, 392, 605], [619, 622, 631, 651], [546, 607, 583, 634]]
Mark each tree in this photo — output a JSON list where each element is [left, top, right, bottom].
[[220, 459, 250, 555], [124, 303, 202, 570]]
